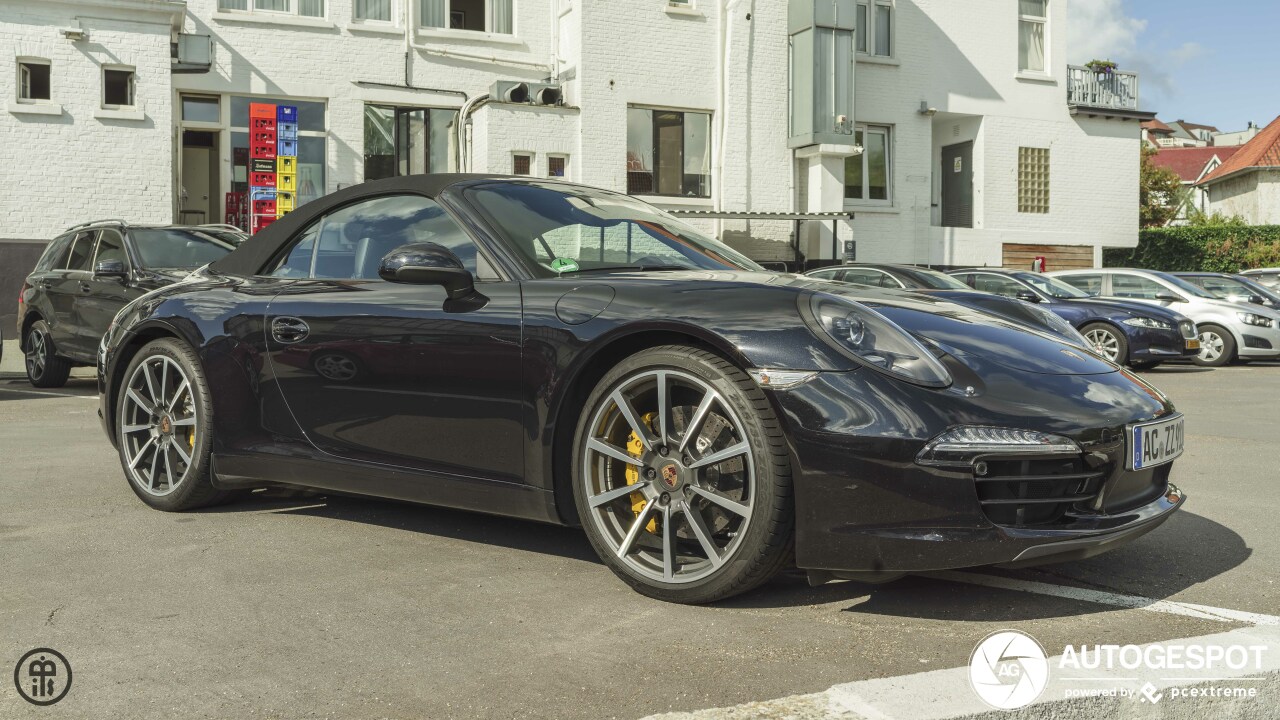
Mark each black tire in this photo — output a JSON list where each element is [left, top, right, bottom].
[[24, 319, 72, 388], [1081, 322, 1129, 366], [1193, 324, 1236, 368], [115, 338, 234, 511], [1129, 360, 1162, 371], [572, 345, 794, 604]]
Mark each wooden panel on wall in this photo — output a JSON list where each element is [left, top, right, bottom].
[[1002, 243, 1095, 271]]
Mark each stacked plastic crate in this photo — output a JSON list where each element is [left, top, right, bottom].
[[248, 103, 278, 234], [276, 105, 299, 222]]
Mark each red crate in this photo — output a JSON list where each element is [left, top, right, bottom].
[[250, 103, 276, 119], [253, 216, 275, 234], [250, 172, 277, 188], [254, 199, 277, 215], [252, 117, 277, 132], [253, 130, 277, 145], [251, 142, 276, 160]]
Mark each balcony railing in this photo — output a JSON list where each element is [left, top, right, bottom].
[[1067, 65, 1139, 112]]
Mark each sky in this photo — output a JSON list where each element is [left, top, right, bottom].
[[1068, 0, 1278, 132]]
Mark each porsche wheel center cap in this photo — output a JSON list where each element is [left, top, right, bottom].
[[659, 463, 682, 490], [158, 415, 173, 435]]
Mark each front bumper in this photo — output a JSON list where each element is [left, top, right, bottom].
[[1235, 322, 1280, 358], [771, 367, 1185, 573], [1127, 325, 1200, 362]]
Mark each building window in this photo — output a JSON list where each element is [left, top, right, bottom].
[[354, 0, 392, 21], [547, 155, 567, 178], [844, 125, 891, 202], [102, 67, 136, 108], [513, 153, 532, 175], [218, 0, 325, 17], [420, 0, 514, 34], [1019, 0, 1047, 73], [626, 107, 711, 197], [17, 59, 51, 102], [856, 1, 892, 57], [363, 104, 457, 181], [1018, 146, 1050, 213], [230, 96, 328, 207], [181, 95, 220, 123]]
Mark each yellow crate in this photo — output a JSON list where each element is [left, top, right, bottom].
[[277, 172, 297, 193], [277, 156, 297, 174], [276, 191, 296, 213]]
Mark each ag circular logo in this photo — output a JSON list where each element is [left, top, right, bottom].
[[968, 630, 1049, 710], [14, 648, 72, 706]]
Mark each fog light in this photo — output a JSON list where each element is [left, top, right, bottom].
[[916, 426, 1079, 467]]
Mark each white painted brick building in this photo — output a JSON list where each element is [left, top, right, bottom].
[[0, 0, 1152, 273]]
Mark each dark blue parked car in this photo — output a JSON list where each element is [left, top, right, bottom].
[[949, 269, 1201, 369]]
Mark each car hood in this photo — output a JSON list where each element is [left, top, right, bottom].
[[1059, 296, 1186, 321], [596, 270, 1116, 376]]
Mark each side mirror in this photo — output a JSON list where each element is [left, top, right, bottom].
[[1015, 290, 1042, 303], [1155, 293, 1183, 303], [94, 259, 128, 281], [1249, 294, 1266, 306], [378, 242, 475, 300]]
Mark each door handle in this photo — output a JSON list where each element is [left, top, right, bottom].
[[270, 316, 310, 344], [79, 281, 93, 293], [38, 280, 53, 289]]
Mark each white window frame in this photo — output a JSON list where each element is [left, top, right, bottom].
[[352, 0, 396, 24], [547, 153, 569, 179], [844, 123, 893, 207], [217, 0, 327, 19], [101, 65, 136, 110], [1018, 0, 1049, 75], [16, 57, 52, 104], [512, 151, 534, 176], [418, 0, 516, 36], [856, 0, 893, 58]]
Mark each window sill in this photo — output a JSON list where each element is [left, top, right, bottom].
[[211, 11, 335, 30], [665, 5, 704, 17], [94, 108, 146, 121], [857, 55, 900, 67], [8, 102, 62, 117], [415, 27, 522, 45], [348, 21, 404, 36], [1016, 71, 1057, 85]]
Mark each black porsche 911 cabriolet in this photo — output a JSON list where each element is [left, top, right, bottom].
[[97, 175, 1186, 603]]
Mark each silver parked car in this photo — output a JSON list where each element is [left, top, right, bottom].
[[1174, 272, 1280, 311], [1240, 268, 1280, 291], [1048, 268, 1280, 367]]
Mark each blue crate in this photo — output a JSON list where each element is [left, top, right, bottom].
[[278, 122, 298, 135], [277, 105, 298, 123], [279, 127, 298, 142], [277, 139, 298, 156], [250, 187, 276, 201]]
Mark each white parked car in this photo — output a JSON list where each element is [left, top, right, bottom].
[[1048, 268, 1280, 367]]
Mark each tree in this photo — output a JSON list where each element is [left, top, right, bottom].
[[1140, 145, 1184, 228]]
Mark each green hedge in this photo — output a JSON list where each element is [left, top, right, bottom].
[[1104, 226, 1280, 271]]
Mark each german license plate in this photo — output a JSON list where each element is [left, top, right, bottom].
[[1129, 415, 1185, 470], [1186, 339, 1201, 350]]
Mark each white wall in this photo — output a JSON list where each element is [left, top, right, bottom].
[[1205, 171, 1280, 225]]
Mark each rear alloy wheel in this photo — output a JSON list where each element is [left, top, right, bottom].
[[116, 338, 233, 511], [573, 346, 793, 603], [1082, 323, 1128, 365], [24, 320, 72, 388], [1193, 325, 1235, 367]]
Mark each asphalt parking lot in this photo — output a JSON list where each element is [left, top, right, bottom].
[[2, 352, 1279, 719]]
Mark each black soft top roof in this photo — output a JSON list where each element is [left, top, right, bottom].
[[209, 174, 503, 277]]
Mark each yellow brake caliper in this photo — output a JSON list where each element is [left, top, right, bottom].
[[626, 412, 658, 533]]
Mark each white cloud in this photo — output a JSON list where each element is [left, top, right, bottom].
[[1067, 0, 1147, 65]]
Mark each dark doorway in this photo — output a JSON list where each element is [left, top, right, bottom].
[[941, 141, 974, 229]]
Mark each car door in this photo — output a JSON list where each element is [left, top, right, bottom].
[[46, 230, 98, 358], [74, 228, 141, 352], [262, 193, 525, 483], [1110, 273, 1178, 308]]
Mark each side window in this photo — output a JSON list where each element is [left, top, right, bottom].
[[1059, 273, 1102, 296], [972, 274, 1025, 298], [64, 231, 98, 272], [36, 234, 74, 271], [94, 229, 128, 266], [1111, 274, 1163, 299], [954, 273, 975, 288], [843, 269, 891, 287], [267, 195, 493, 281]]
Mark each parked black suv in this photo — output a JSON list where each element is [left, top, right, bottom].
[[17, 221, 245, 387]]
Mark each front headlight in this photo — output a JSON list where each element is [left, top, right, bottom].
[[806, 294, 952, 388], [1123, 316, 1174, 330], [1238, 312, 1275, 328]]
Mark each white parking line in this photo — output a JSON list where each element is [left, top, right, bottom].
[[923, 571, 1280, 626], [0, 386, 98, 400]]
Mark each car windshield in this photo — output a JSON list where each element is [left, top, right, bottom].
[[1155, 273, 1216, 299], [131, 228, 239, 269], [461, 181, 762, 277], [1017, 272, 1089, 298], [908, 268, 971, 290]]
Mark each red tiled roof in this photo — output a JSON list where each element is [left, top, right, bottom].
[[1142, 118, 1174, 134], [1199, 116, 1280, 185], [1150, 146, 1241, 182]]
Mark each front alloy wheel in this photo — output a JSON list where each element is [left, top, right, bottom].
[[1082, 323, 1127, 365], [573, 346, 793, 603]]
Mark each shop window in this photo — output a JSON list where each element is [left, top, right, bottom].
[[1018, 146, 1050, 213], [626, 107, 711, 197], [512, 153, 532, 175], [230, 96, 328, 209], [17, 59, 51, 102], [844, 125, 891, 203], [856, 1, 892, 57], [420, 0, 513, 34], [103, 67, 136, 108], [218, 0, 325, 18], [363, 104, 456, 181], [547, 155, 567, 178]]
